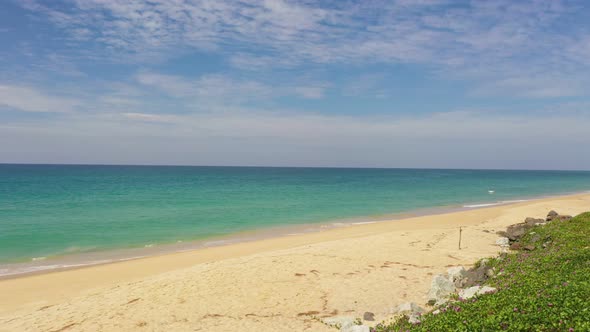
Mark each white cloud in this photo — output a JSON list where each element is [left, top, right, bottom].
[[0, 85, 80, 113]]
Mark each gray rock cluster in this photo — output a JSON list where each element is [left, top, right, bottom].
[[496, 210, 570, 252], [427, 262, 498, 306]]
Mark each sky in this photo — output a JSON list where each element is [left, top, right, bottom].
[[1, 0, 590, 170]]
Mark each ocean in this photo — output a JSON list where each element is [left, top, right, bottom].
[[1, 164, 590, 276]]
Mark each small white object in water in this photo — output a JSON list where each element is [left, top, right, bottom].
[[488, 190, 495, 194]]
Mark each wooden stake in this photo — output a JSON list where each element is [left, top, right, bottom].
[[459, 227, 463, 250]]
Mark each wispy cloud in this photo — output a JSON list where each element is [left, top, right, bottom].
[[136, 71, 326, 101], [17, 0, 590, 98], [0, 85, 80, 113]]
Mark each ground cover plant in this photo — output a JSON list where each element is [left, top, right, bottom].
[[375, 212, 590, 332]]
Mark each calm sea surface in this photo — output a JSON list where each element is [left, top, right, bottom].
[[2, 165, 590, 274]]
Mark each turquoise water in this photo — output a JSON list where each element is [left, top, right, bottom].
[[1, 164, 590, 269]]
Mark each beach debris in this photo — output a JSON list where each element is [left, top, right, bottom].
[[362, 311, 375, 321], [396, 302, 425, 324], [458, 286, 497, 300], [447, 266, 467, 283], [427, 274, 455, 305], [495, 237, 510, 247], [322, 316, 355, 329]]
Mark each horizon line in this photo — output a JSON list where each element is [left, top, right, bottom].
[[1, 162, 589, 172]]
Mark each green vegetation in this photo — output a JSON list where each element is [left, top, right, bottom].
[[375, 212, 590, 332]]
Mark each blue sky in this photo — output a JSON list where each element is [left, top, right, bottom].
[[1, 0, 590, 169]]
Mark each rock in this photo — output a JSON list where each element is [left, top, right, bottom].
[[432, 309, 440, 315], [485, 268, 495, 278], [557, 215, 572, 222], [524, 217, 545, 226], [408, 314, 421, 324], [458, 286, 497, 300], [462, 265, 492, 288], [322, 316, 355, 329], [546, 210, 559, 221], [341, 325, 370, 332], [362, 312, 374, 321], [427, 275, 455, 305], [447, 266, 467, 282], [504, 223, 530, 241], [396, 301, 425, 324], [397, 302, 425, 315], [523, 244, 536, 251], [530, 234, 541, 243], [480, 258, 490, 267], [510, 242, 522, 250], [495, 237, 510, 247]]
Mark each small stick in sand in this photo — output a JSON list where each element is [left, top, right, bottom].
[[458, 227, 463, 250]]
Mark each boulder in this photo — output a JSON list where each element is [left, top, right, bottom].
[[322, 316, 355, 329], [504, 223, 530, 241], [523, 244, 536, 251], [396, 302, 425, 324], [495, 237, 510, 247], [524, 217, 545, 226], [461, 264, 493, 288], [510, 242, 522, 250], [341, 325, 370, 332], [362, 312, 374, 321], [557, 215, 572, 222], [396, 302, 425, 315], [458, 286, 497, 300], [447, 266, 467, 282], [546, 210, 559, 221], [427, 275, 455, 305]]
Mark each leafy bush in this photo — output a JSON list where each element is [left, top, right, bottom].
[[375, 212, 590, 332]]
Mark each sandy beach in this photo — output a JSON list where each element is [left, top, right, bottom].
[[1, 193, 589, 332]]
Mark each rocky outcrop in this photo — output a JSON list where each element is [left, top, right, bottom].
[[496, 210, 572, 251]]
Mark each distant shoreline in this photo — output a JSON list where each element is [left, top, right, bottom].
[[1, 189, 588, 280]]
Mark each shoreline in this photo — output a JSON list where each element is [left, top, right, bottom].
[[1, 189, 589, 280], [2, 192, 590, 331]]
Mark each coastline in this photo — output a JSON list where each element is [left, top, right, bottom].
[[1, 192, 590, 331], [2, 189, 588, 279]]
